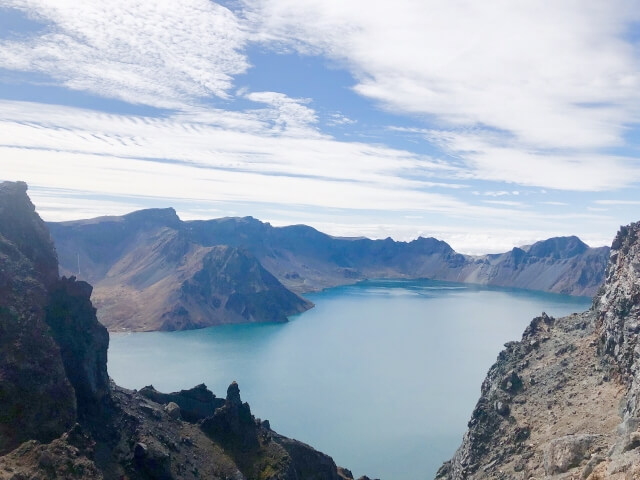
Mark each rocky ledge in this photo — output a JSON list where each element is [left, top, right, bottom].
[[438, 222, 640, 479]]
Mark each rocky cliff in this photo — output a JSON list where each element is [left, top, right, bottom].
[[49, 211, 608, 331], [0, 182, 369, 480], [181, 217, 610, 297], [0, 181, 76, 454], [437, 222, 640, 479]]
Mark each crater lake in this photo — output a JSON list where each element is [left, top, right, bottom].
[[108, 279, 592, 479]]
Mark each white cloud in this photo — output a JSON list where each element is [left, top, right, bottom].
[[0, 100, 484, 217], [327, 113, 356, 126], [483, 200, 525, 207], [594, 199, 640, 205], [245, 0, 640, 149], [244, 91, 318, 133], [244, 0, 640, 191], [426, 129, 640, 191], [0, 99, 463, 191], [472, 190, 513, 197], [0, 0, 248, 108]]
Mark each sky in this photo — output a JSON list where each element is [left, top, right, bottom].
[[1, 1, 640, 254]]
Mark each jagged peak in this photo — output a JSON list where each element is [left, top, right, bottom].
[[412, 235, 454, 249], [0, 180, 28, 195], [226, 381, 242, 406], [0, 180, 58, 286]]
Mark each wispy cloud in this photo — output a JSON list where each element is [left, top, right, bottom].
[[472, 190, 519, 197], [483, 200, 525, 207], [243, 91, 318, 133], [428, 129, 640, 191], [0, 99, 462, 191], [0, 0, 249, 108], [0, 99, 477, 214], [327, 112, 356, 126]]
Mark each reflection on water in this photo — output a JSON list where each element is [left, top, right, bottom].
[[109, 279, 591, 480]]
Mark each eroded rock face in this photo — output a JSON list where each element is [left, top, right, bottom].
[[45, 276, 110, 415], [543, 434, 600, 475], [596, 222, 640, 415], [0, 181, 58, 287]]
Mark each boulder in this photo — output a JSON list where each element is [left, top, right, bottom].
[[164, 402, 181, 420], [543, 434, 600, 475]]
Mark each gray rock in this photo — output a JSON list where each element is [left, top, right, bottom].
[[164, 401, 181, 420], [543, 434, 600, 475]]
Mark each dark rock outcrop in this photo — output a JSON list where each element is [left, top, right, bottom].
[[200, 381, 260, 451], [45, 276, 109, 415], [200, 381, 342, 480], [0, 182, 76, 454], [139, 384, 224, 423]]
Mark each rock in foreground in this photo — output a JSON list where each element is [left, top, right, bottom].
[[438, 222, 640, 479]]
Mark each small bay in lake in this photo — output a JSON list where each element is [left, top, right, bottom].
[[108, 279, 591, 479]]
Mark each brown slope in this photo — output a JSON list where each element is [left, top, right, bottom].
[[91, 226, 311, 331]]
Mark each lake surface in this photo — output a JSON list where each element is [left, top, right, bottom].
[[108, 279, 591, 479]]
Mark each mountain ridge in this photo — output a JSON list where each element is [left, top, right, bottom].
[[48, 208, 609, 331]]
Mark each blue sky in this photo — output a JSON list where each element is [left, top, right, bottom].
[[1, 1, 640, 253]]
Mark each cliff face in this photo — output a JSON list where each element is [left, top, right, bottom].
[[0, 182, 77, 454], [0, 181, 365, 480], [438, 222, 640, 479]]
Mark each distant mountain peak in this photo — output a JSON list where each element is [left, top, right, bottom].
[[527, 235, 588, 259], [123, 207, 181, 228]]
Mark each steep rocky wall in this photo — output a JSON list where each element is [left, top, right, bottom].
[[45, 276, 110, 415], [0, 184, 76, 454]]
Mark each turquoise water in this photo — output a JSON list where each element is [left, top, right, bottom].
[[108, 279, 592, 479]]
